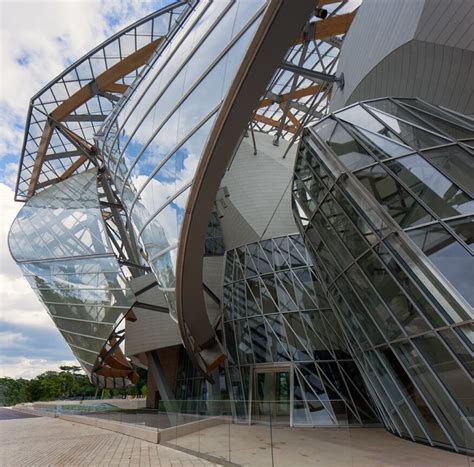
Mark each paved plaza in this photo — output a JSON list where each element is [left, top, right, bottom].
[[0, 408, 472, 467], [170, 423, 472, 467], [0, 409, 216, 467]]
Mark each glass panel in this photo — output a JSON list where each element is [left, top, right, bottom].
[[367, 107, 450, 149], [353, 126, 412, 160], [358, 250, 430, 335], [407, 223, 474, 307], [355, 164, 434, 228], [314, 116, 337, 142], [401, 102, 474, 140], [8, 170, 134, 385], [395, 341, 470, 449], [336, 104, 407, 145], [374, 241, 446, 328], [380, 346, 450, 445], [320, 191, 368, 258], [421, 145, 474, 196], [414, 333, 473, 419], [439, 327, 474, 376], [326, 123, 376, 170], [385, 154, 474, 218]]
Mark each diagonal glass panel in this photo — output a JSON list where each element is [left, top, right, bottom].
[[327, 123, 376, 170], [9, 170, 134, 387], [367, 107, 450, 149]]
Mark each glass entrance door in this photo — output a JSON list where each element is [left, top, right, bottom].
[[253, 368, 291, 425]]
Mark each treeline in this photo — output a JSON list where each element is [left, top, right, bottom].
[[0, 365, 147, 406]]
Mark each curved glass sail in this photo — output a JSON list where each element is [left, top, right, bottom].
[[99, 0, 268, 319], [14, 1, 188, 201], [292, 97, 474, 453], [9, 169, 135, 387]]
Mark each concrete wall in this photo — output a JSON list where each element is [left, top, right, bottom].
[[219, 131, 298, 249], [125, 132, 299, 374], [125, 275, 182, 358], [331, 0, 474, 114]]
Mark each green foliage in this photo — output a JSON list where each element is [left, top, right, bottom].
[[0, 365, 148, 405], [0, 378, 29, 406], [0, 366, 96, 406]]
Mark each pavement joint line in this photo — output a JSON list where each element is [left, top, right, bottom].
[[161, 442, 240, 467]]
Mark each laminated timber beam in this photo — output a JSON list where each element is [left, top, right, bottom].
[[294, 10, 357, 44], [254, 113, 297, 133], [27, 37, 163, 198], [317, 0, 342, 5], [258, 84, 323, 108], [280, 104, 301, 127]]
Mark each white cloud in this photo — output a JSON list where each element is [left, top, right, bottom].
[[0, 183, 57, 330], [0, 1, 170, 378], [0, 356, 78, 379], [0, 331, 28, 347]]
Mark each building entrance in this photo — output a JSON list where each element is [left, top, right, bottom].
[[253, 367, 291, 425]]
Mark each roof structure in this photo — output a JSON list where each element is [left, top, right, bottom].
[[14, 1, 189, 202], [252, 1, 358, 146]]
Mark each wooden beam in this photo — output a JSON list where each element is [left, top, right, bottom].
[[258, 84, 322, 108], [52, 38, 162, 121], [253, 113, 297, 134], [104, 354, 132, 371], [317, 0, 341, 5], [102, 83, 129, 93], [27, 122, 54, 197], [27, 37, 162, 197], [294, 10, 357, 44], [59, 155, 88, 180], [280, 104, 301, 127], [95, 367, 132, 378]]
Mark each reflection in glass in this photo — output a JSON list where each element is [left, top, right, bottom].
[[223, 234, 377, 427], [9, 170, 135, 386], [293, 98, 474, 452]]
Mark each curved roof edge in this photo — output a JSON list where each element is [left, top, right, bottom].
[[175, 0, 317, 378], [15, 1, 190, 202]]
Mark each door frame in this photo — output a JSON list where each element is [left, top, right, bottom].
[[249, 363, 294, 426]]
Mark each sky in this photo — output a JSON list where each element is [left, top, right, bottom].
[[0, 0, 172, 379]]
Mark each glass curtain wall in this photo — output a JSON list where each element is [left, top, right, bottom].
[[15, 2, 187, 201], [98, 0, 267, 318], [223, 234, 378, 426], [292, 98, 473, 453], [8, 170, 135, 387]]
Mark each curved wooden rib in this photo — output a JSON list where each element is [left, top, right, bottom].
[[175, 0, 316, 378], [257, 84, 323, 108], [27, 38, 163, 198], [294, 10, 357, 44], [254, 113, 297, 133]]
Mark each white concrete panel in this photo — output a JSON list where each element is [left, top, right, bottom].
[[219, 131, 298, 249], [331, 0, 474, 114], [125, 309, 181, 357]]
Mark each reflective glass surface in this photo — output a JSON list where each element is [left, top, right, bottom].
[[9, 170, 135, 387], [15, 2, 187, 201], [224, 234, 377, 427], [293, 98, 474, 453], [100, 0, 266, 318]]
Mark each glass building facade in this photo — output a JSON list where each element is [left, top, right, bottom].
[[14, 2, 187, 202], [292, 98, 473, 452], [9, 170, 136, 387], [7, 0, 472, 457], [97, 0, 268, 317], [223, 234, 377, 426]]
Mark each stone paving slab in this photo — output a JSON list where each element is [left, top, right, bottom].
[[0, 408, 38, 420], [169, 423, 473, 467], [0, 412, 217, 466]]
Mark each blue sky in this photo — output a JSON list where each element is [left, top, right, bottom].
[[0, 0, 171, 379]]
